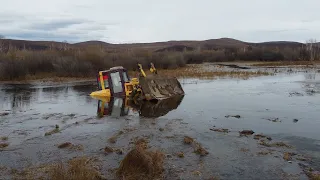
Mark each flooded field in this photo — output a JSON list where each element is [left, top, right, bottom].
[[1, 63, 320, 180]]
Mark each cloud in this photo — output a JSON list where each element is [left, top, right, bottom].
[[0, 0, 320, 43], [27, 19, 88, 31]]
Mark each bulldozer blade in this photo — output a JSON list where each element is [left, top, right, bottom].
[[138, 75, 184, 100]]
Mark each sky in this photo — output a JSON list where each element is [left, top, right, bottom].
[[0, 0, 319, 43]]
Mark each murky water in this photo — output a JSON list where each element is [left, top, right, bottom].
[[0, 70, 320, 179]]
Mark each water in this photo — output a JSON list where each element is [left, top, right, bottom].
[[0, 71, 319, 179]]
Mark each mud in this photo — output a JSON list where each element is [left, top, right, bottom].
[[0, 63, 319, 179]]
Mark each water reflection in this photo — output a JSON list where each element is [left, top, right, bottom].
[[96, 95, 184, 118]]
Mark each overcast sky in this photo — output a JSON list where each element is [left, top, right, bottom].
[[0, 0, 319, 43]]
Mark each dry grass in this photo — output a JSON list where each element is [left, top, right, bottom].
[[251, 61, 317, 67], [259, 141, 292, 148], [257, 151, 272, 156], [183, 136, 209, 156], [8, 156, 105, 180], [133, 138, 149, 150], [116, 147, 165, 180], [48, 157, 105, 180], [156, 66, 272, 79]]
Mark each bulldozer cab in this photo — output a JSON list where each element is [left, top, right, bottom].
[[96, 66, 131, 97]]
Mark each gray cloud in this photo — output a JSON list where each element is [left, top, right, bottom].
[[27, 19, 88, 31], [0, 0, 320, 43]]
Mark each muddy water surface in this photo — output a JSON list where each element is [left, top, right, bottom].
[[0, 69, 320, 179]]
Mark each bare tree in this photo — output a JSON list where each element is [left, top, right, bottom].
[[305, 38, 318, 61], [0, 34, 4, 53]]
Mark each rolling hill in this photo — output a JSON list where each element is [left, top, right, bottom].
[[0, 37, 309, 52]]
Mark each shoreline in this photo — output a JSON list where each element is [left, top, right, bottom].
[[0, 61, 319, 85]]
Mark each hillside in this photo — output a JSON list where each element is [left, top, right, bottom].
[[0, 38, 308, 52]]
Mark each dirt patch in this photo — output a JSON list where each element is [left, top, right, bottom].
[[239, 130, 255, 136], [0, 143, 9, 148], [58, 142, 73, 149], [131, 137, 149, 149], [183, 136, 194, 144], [240, 148, 249, 152], [253, 134, 272, 141], [259, 141, 292, 148], [210, 128, 229, 133], [57, 142, 84, 151], [116, 147, 165, 180]]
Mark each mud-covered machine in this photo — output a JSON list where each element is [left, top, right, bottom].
[[90, 63, 185, 101]]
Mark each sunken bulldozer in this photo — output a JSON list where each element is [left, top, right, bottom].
[[90, 63, 184, 102]]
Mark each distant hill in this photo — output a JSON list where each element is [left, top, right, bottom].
[[0, 38, 314, 52]]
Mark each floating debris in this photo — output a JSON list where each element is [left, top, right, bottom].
[[289, 92, 304, 97], [240, 148, 249, 152], [257, 151, 271, 156], [225, 115, 241, 119], [210, 128, 229, 133], [266, 118, 281, 123], [177, 152, 184, 158], [293, 119, 299, 123], [159, 128, 164, 132]]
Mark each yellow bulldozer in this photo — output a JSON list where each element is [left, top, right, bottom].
[[90, 63, 185, 102]]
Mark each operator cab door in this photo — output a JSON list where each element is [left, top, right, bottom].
[[109, 70, 125, 96]]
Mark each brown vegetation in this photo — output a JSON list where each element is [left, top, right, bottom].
[[48, 156, 104, 180], [0, 37, 319, 81], [116, 147, 165, 180]]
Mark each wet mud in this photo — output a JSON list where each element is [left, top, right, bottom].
[[0, 63, 320, 179]]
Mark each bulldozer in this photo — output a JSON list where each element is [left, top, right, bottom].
[[95, 95, 184, 119], [89, 63, 185, 101]]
